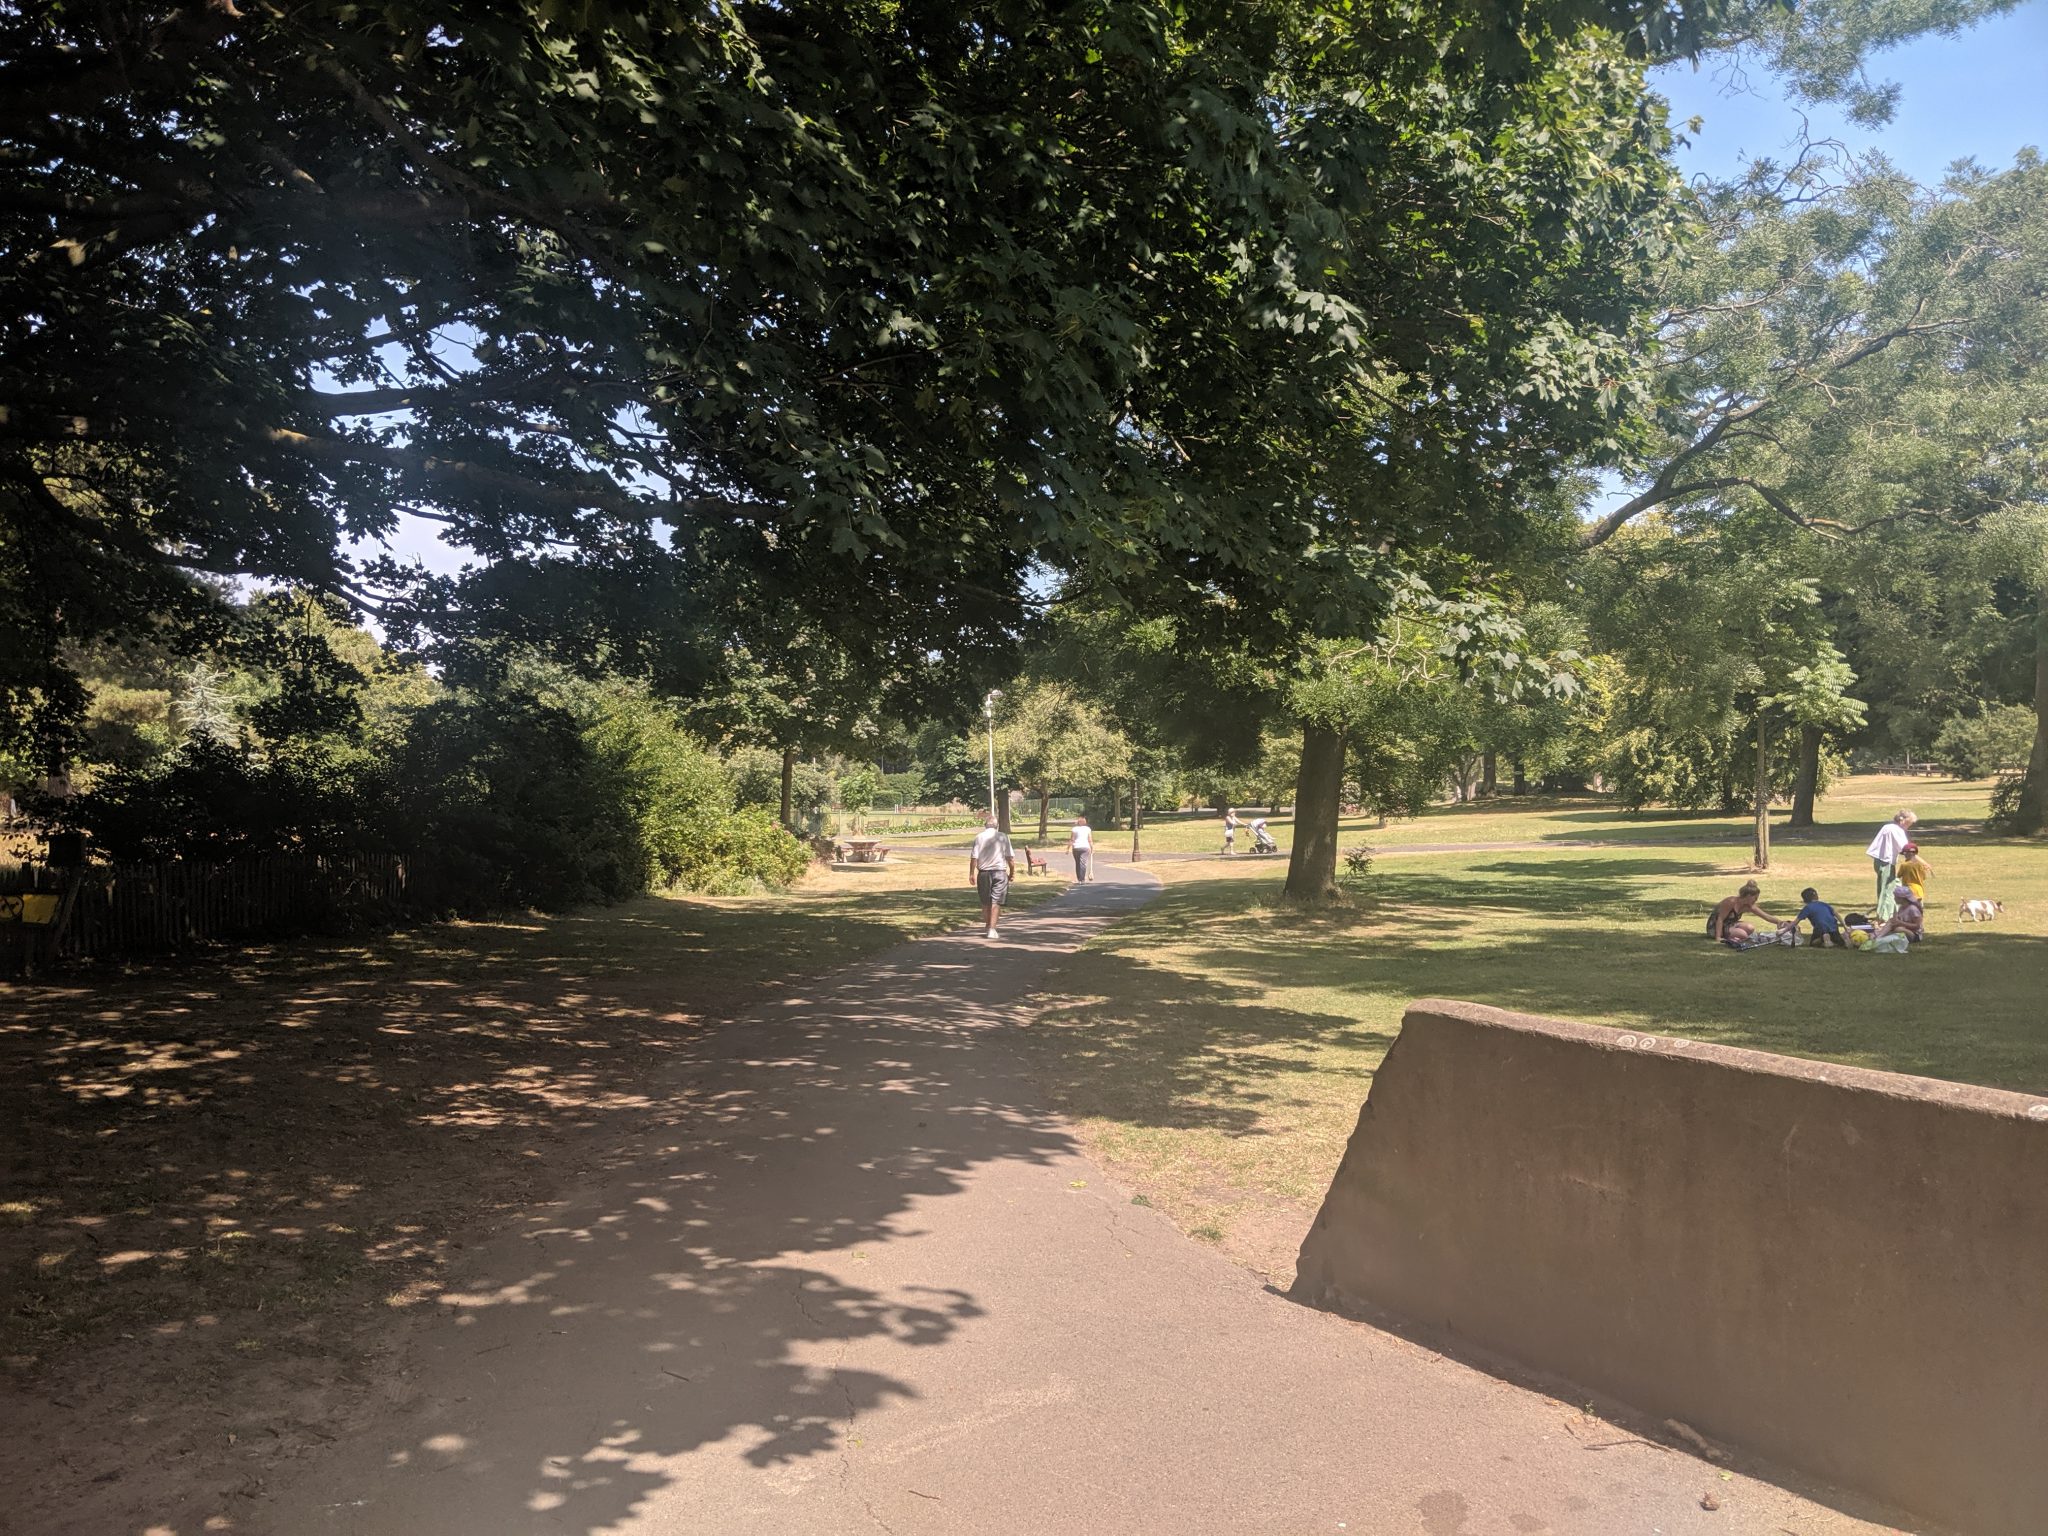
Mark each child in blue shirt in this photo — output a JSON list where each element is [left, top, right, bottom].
[[1792, 888, 1847, 948]]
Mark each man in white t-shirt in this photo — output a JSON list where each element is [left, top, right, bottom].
[[969, 814, 1017, 939], [1068, 816, 1094, 883], [1866, 809, 1916, 918]]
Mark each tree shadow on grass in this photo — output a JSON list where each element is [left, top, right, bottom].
[[0, 886, 1084, 1534], [1152, 873, 2048, 1097], [1018, 956, 1390, 1136]]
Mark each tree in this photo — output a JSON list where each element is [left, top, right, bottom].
[[1757, 654, 1866, 863], [1572, 150, 2048, 834], [0, 0, 1667, 757], [992, 682, 1133, 844], [1978, 508, 2048, 829], [1285, 585, 1581, 898], [837, 766, 880, 836], [1581, 518, 1864, 866], [683, 625, 882, 832], [6, 0, 2001, 787], [1470, 602, 1611, 795], [1934, 704, 2039, 779]]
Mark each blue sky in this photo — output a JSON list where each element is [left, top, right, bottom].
[[365, 9, 2048, 580], [1652, 3, 2048, 183]]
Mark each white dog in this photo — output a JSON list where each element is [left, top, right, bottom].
[[1958, 899, 2005, 923]]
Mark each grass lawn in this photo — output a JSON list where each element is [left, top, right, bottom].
[[0, 852, 1055, 1532], [1010, 775, 2048, 1283], [879, 771, 1998, 854]]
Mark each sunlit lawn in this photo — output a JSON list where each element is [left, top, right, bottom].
[[878, 772, 1998, 855], [1012, 775, 2048, 1282]]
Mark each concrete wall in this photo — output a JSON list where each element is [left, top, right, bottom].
[[1291, 1000, 2048, 1535]]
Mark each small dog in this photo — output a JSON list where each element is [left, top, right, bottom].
[[1958, 898, 2005, 923]]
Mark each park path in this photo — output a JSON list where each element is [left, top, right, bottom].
[[260, 868, 1910, 1536]]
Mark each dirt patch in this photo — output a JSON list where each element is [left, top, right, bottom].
[[0, 882, 972, 1536]]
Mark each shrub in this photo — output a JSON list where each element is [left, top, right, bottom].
[[1933, 705, 2037, 779], [41, 735, 387, 863], [876, 768, 924, 807], [583, 692, 731, 890], [727, 747, 834, 817], [727, 747, 783, 808], [1340, 845, 1375, 888], [685, 807, 811, 894], [395, 693, 646, 911]]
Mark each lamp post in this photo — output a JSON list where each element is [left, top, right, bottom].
[[983, 689, 1003, 824]]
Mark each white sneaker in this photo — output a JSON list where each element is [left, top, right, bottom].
[[985, 926, 999, 939]]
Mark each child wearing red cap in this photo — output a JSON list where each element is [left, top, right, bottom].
[[1895, 842, 1931, 903]]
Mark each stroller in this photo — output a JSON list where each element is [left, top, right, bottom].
[[1250, 821, 1279, 855]]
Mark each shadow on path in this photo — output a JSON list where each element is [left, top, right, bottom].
[[255, 876, 1159, 1535]]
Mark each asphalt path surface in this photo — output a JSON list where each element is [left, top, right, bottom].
[[261, 866, 1912, 1535]]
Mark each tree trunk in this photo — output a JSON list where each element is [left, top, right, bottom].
[[1037, 788, 1051, 844], [1512, 760, 1528, 795], [996, 789, 1012, 835], [1752, 715, 1772, 871], [1482, 752, 1497, 797], [1284, 721, 1346, 901], [1130, 785, 1142, 862], [2017, 585, 2048, 833], [779, 746, 795, 832], [1789, 724, 1821, 828]]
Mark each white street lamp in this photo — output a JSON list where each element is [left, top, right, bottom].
[[983, 689, 1003, 823]]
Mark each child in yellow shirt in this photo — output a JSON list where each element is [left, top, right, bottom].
[[1895, 842, 1932, 902]]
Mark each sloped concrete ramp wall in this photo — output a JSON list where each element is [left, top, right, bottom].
[[1291, 1000, 2048, 1535]]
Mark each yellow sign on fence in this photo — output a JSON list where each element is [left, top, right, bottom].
[[0, 892, 59, 925]]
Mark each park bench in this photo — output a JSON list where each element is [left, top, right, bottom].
[[1023, 846, 1049, 875]]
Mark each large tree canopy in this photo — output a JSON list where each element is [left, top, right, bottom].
[[3, 0, 2009, 776]]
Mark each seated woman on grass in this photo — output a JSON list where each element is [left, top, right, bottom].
[[1873, 884, 1926, 944], [1706, 880, 1780, 945]]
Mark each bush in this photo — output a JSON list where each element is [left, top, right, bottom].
[[395, 693, 647, 911], [727, 747, 834, 818], [583, 692, 731, 890], [1933, 705, 2037, 779], [686, 807, 812, 894], [876, 768, 924, 807], [45, 657, 821, 914], [728, 747, 783, 808], [41, 735, 388, 863]]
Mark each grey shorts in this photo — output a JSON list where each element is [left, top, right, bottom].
[[976, 868, 1010, 907]]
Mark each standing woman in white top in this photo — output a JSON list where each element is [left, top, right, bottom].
[[1866, 809, 1917, 920], [1068, 816, 1093, 883]]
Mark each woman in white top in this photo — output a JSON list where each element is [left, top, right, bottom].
[[1068, 817, 1094, 882], [1866, 810, 1916, 919]]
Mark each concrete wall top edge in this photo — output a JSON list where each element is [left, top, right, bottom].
[[1403, 997, 2048, 1122]]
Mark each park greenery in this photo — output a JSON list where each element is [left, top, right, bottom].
[[5, 15, 2046, 1522], [4, 0, 2044, 909], [1015, 776, 2048, 1279]]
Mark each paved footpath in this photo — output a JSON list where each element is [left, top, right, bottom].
[[263, 868, 1911, 1536]]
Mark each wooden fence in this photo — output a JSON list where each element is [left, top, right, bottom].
[[1, 851, 409, 964]]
